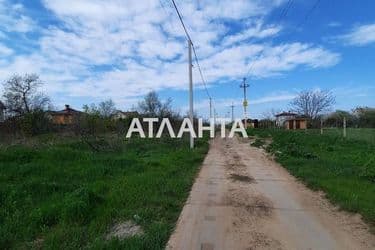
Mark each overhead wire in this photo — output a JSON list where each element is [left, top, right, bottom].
[[244, 0, 322, 80], [169, 0, 214, 115], [244, 0, 295, 80]]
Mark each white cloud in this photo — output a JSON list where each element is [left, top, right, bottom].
[[340, 23, 375, 46], [0, 43, 13, 56], [222, 21, 281, 46], [0, 0, 340, 110], [0, 1, 35, 33]]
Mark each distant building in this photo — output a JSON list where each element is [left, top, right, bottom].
[[48, 105, 83, 125], [112, 110, 139, 120], [0, 101, 5, 122], [275, 112, 307, 130], [242, 118, 259, 128]]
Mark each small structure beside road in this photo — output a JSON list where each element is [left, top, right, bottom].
[[48, 105, 83, 125], [275, 112, 307, 130]]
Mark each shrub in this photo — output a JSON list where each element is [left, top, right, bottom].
[[20, 111, 53, 136]]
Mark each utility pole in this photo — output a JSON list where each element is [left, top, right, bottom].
[[209, 97, 212, 119], [343, 116, 347, 138], [230, 103, 235, 123], [214, 108, 218, 131], [240, 78, 249, 128], [188, 40, 194, 149]]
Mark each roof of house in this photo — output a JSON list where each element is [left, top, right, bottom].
[[275, 111, 297, 117], [49, 105, 82, 115]]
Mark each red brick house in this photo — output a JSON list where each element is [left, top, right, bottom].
[[48, 105, 83, 125]]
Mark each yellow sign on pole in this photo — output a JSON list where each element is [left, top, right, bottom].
[[243, 100, 248, 107]]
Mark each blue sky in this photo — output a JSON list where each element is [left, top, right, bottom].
[[0, 0, 374, 119]]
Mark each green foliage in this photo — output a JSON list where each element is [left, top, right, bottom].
[[354, 107, 375, 128], [61, 187, 103, 224], [324, 110, 357, 127], [20, 111, 53, 136], [359, 156, 375, 182], [251, 138, 265, 148], [248, 128, 375, 226], [0, 135, 209, 249]]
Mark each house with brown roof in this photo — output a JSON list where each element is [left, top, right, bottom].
[[275, 112, 307, 130], [48, 105, 83, 125]]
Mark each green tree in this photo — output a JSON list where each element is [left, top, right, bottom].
[[353, 107, 375, 128]]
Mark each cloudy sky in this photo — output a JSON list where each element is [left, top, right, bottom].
[[0, 0, 374, 118]]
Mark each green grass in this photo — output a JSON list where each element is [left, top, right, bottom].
[[250, 138, 265, 148], [0, 135, 209, 249], [248, 128, 375, 226], [309, 128, 375, 144]]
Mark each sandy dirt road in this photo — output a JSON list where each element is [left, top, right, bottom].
[[167, 136, 375, 250]]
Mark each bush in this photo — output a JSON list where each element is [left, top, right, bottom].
[[20, 111, 53, 136]]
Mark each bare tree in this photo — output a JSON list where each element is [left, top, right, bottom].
[[82, 99, 116, 118], [2, 74, 50, 116], [261, 108, 282, 120], [290, 90, 335, 119], [98, 99, 116, 118], [138, 91, 174, 117]]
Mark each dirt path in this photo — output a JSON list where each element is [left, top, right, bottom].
[[167, 136, 375, 250]]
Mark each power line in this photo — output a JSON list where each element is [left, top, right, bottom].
[[169, 0, 212, 100], [244, 0, 322, 81], [245, 0, 295, 79], [296, 0, 321, 29], [170, 0, 192, 42], [192, 45, 211, 99]]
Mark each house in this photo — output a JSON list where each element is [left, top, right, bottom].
[[275, 112, 307, 130], [242, 118, 259, 128], [0, 101, 5, 122], [112, 110, 139, 120], [48, 105, 83, 125]]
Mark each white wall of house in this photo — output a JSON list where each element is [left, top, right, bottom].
[[113, 112, 127, 120], [276, 115, 296, 127]]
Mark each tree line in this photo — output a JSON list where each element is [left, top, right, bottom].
[[0, 74, 180, 141], [291, 90, 374, 128]]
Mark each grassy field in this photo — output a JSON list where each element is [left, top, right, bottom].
[[308, 128, 375, 144], [0, 135, 209, 249], [247, 128, 375, 226]]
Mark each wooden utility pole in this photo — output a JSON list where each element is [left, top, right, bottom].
[[230, 103, 235, 123], [240, 78, 249, 128], [188, 40, 194, 149], [209, 97, 212, 119], [343, 116, 347, 138], [214, 108, 217, 127], [320, 118, 323, 135]]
